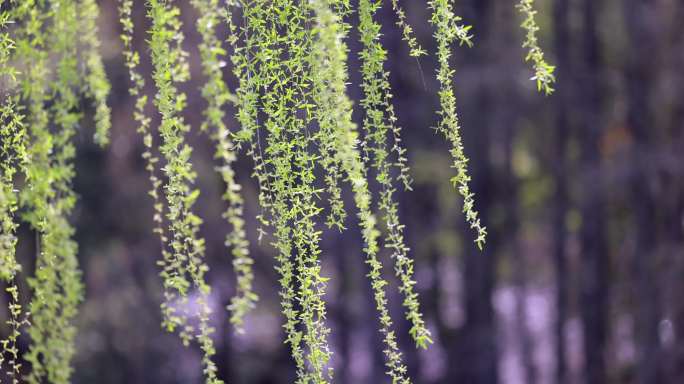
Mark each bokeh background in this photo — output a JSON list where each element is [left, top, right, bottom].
[[3, 0, 684, 383]]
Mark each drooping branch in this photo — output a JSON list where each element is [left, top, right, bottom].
[[0, 96, 29, 383], [428, 0, 487, 250], [0, 1, 568, 381], [310, 0, 411, 381], [145, 0, 222, 382], [118, 0, 177, 342], [78, 0, 112, 145], [390, 0, 426, 57], [358, 0, 431, 350], [190, 0, 257, 334], [11, 1, 85, 382], [254, 0, 332, 380], [517, 0, 556, 95]]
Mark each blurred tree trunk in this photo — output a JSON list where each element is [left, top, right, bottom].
[[578, 0, 609, 383], [504, 101, 537, 384], [623, 1, 663, 383], [552, 0, 570, 382], [332, 235, 351, 384], [497, 2, 536, 381], [673, 221, 684, 380], [217, 303, 234, 382], [669, 1, 684, 380]]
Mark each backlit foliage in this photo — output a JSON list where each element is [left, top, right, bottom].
[[358, 0, 432, 357], [390, 0, 425, 58], [428, 0, 487, 250], [0, 0, 111, 382], [190, 0, 257, 334], [239, 1, 334, 380], [0, 21, 28, 376], [24, 2, 84, 381], [517, 0, 556, 95], [79, 0, 112, 146], [0, 0, 556, 382], [145, 0, 222, 381], [311, 1, 408, 380]]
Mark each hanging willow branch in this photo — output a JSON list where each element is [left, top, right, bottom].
[[0, 102, 25, 287], [0, 0, 560, 382], [10, 1, 84, 382], [428, 0, 487, 250], [250, 0, 333, 380], [517, 0, 556, 95], [116, 0, 177, 343], [190, 0, 257, 334], [309, 0, 410, 381], [0, 1, 25, 284], [0, 12, 29, 377], [358, 0, 431, 350], [117, 0, 181, 346], [390, 0, 425, 58], [78, 0, 112, 146], [145, 0, 222, 382], [0, 50, 29, 381], [229, 0, 307, 379]]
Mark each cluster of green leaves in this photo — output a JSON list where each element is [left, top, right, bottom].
[[117, 0, 166, 270], [239, 1, 334, 381], [144, 0, 222, 382], [0, 2, 18, 82], [190, 0, 257, 334], [0, 0, 112, 382], [227, 0, 309, 378], [0, 36, 29, 379], [310, 1, 409, 381], [0, 0, 559, 382], [390, 0, 425, 58], [79, 0, 113, 146], [358, 0, 431, 353], [21, 1, 84, 382], [0, 16, 28, 375], [0, 103, 24, 284], [428, 0, 487, 250], [116, 6, 178, 359], [0, 1, 24, 284], [517, 0, 556, 95]]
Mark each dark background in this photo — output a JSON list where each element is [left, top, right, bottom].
[[3, 0, 684, 383]]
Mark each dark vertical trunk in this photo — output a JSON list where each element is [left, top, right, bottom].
[[669, 195, 684, 382], [578, 0, 609, 383], [216, 309, 233, 382], [457, 218, 498, 384], [497, 3, 537, 380], [332, 235, 351, 384], [425, 244, 450, 384], [552, 0, 570, 382], [504, 108, 537, 384], [451, 1, 498, 383], [674, 242, 684, 381], [666, 2, 684, 382], [427, 243, 449, 341], [624, 1, 663, 383]]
